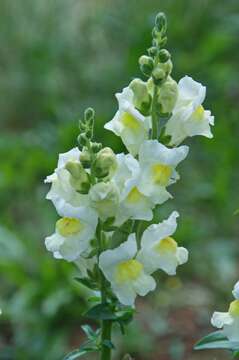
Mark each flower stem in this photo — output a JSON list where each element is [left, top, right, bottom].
[[97, 221, 112, 360], [151, 84, 159, 140]]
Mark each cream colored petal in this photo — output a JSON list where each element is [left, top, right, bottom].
[[211, 312, 234, 328]]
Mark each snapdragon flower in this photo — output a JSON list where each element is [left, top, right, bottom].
[[211, 282, 239, 342], [112, 153, 154, 225], [45, 148, 89, 214], [99, 235, 156, 306], [104, 87, 151, 156], [165, 76, 214, 145], [137, 211, 188, 275], [45, 204, 97, 261], [138, 140, 189, 204]]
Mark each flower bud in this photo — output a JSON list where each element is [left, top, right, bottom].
[[158, 76, 178, 114], [139, 55, 154, 76], [80, 147, 91, 168], [233, 281, 239, 300], [155, 12, 167, 34], [89, 182, 119, 220], [158, 49, 171, 63], [147, 46, 158, 58], [92, 147, 117, 179], [91, 142, 103, 153], [129, 78, 151, 113], [152, 67, 166, 85], [84, 107, 95, 122], [65, 160, 90, 194]]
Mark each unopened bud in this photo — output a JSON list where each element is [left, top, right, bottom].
[[147, 46, 158, 58], [129, 78, 151, 113], [152, 67, 166, 85], [92, 147, 117, 179], [65, 160, 90, 194], [89, 182, 119, 220], [91, 142, 102, 153], [158, 49, 171, 63], [158, 76, 178, 114], [139, 55, 154, 76], [84, 107, 95, 123], [155, 12, 167, 33]]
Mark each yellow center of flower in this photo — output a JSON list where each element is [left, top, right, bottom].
[[151, 164, 172, 186], [193, 105, 204, 120], [115, 259, 143, 283], [56, 217, 84, 237], [121, 112, 140, 131], [229, 300, 239, 317], [126, 187, 143, 204], [154, 237, 177, 254]]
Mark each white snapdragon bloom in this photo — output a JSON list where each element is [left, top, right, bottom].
[[113, 153, 154, 225], [99, 234, 156, 306], [211, 296, 239, 342], [138, 140, 189, 204], [137, 211, 188, 275], [104, 87, 151, 156], [45, 204, 97, 262], [233, 281, 239, 299], [45, 148, 88, 214], [165, 76, 214, 145], [89, 181, 120, 221]]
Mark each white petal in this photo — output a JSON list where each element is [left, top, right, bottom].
[[177, 76, 206, 109], [45, 233, 64, 253], [141, 211, 179, 248], [133, 272, 156, 296], [112, 283, 136, 306], [177, 247, 189, 265], [224, 318, 239, 342], [99, 234, 137, 282], [57, 147, 81, 168], [233, 281, 239, 300], [211, 312, 234, 328]]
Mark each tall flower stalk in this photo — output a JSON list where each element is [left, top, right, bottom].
[[44, 12, 214, 360]]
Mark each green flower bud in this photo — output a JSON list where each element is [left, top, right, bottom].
[[155, 12, 167, 34], [147, 46, 158, 58], [92, 147, 117, 179], [65, 160, 90, 194], [91, 142, 102, 153], [158, 49, 171, 63], [139, 55, 154, 76], [158, 76, 178, 114], [89, 182, 119, 220], [84, 107, 95, 122], [80, 147, 91, 168], [129, 78, 151, 114], [152, 67, 166, 85]]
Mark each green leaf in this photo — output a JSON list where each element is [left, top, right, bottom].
[[63, 346, 96, 360], [85, 303, 117, 321], [81, 325, 97, 340], [195, 330, 226, 348], [74, 277, 99, 291], [195, 331, 239, 351]]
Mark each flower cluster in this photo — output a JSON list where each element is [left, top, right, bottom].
[[211, 281, 239, 342], [45, 13, 214, 310]]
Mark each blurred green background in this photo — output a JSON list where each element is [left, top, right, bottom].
[[0, 0, 239, 359]]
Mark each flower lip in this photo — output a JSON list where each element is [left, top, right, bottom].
[[115, 259, 143, 283], [56, 217, 84, 237], [229, 300, 239, 317]]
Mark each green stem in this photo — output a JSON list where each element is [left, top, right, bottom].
[[97, 222, 112, 360], [151, 84, 159, 140]]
